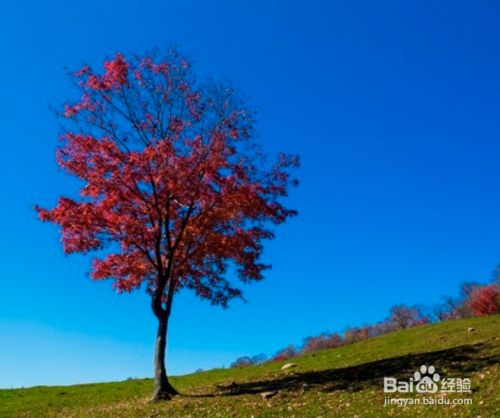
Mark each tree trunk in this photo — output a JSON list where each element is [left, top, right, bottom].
[[150, 313, 179, 401]]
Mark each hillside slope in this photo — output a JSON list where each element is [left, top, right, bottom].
[[1, 315, 499, 417]]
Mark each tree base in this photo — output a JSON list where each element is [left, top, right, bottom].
[[149, 381, 180, 402], [165, 382, 180, 396], [149, 390, 171, 402]]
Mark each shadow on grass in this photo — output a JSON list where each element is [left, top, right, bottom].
[[188, 343, 498, 397]]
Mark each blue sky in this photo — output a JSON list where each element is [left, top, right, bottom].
[[1, 0, 500, 388]]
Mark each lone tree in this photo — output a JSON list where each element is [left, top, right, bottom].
[[36, 49, 298, 401]]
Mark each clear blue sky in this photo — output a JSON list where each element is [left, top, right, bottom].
[[1, 0, 500, 388]]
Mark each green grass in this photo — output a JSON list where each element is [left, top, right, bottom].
[[1, 315, 499, 417]]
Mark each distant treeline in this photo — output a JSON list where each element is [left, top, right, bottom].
[[230, 277, 500, 368]]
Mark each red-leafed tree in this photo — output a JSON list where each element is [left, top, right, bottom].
[[466, 284, 500, 317], [36, 49, 298, 401]]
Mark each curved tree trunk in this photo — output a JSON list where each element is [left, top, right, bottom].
[[150, 312, 179, 401]]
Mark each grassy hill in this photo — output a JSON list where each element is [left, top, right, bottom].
[[1, 315, 499, 417]]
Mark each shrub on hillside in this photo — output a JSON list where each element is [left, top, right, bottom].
[[388, 305, 430, 329], [466, 284, 500, 316], [271, 345, 297, 362], [434, 281, 490, 320], [302, 332, 343, 354], [370, 321, 398, 336], [343, 326, 371, 344], [230, 353, 267, 368], [230, 356, 254, 368]]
